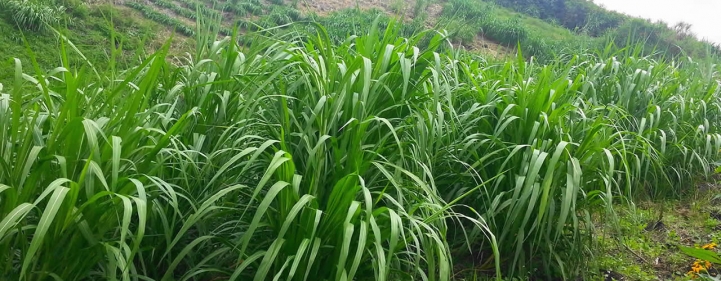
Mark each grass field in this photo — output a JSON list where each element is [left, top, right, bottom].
[[1, 18, 721, 280]]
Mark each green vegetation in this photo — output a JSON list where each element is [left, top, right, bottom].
[[224, 0, 265, 17], [126, 1, 195, 36], [2, 16, 721, 279], [149, 0, 203, 21], [259, 5, 303, 26], [489, 0, 721, 58], [3, 0, 721, 280], [0, 0, 66, 31], [311, 9, 391, 43], [434, 0, 596, 60], [0, 2, 169, 83], [595, 194, 721, 280], [175, 0, 222, 19], [0, 24, 473, 281], [490, 0, 625, 35], [4, 0, 716, 84]]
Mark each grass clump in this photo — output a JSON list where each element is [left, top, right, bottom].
[[175, 0, 222, 19], [126, 1, 195, 36], [0, 0, 66, 31], [224, 0, 265, 17]]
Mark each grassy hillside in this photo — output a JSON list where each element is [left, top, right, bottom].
[[2, 0, 718, 83], [111, 0, 720, 63], [0, 1, 193, 82], [2, 1, 721, 280], [490, 0, 721, 58]]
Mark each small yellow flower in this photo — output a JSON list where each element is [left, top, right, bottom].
[[691, 260, 706, 273], [688, 258, 713, 278], [702, 242, 717, 250]]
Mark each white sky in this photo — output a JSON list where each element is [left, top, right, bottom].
[[592, 0, 721, 44]]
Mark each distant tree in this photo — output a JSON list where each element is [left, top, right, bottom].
[[673, 21, 694, 40]]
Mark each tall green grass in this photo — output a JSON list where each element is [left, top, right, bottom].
[[0, 0, 66, 31], [442, 48, 721, 278], [1, 20, 719, 280]]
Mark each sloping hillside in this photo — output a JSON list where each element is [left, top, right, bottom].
[[0, 0, 574, 84], [2, 0, 719, 84], [299, 0, 442, 19], [298, 0, 510, 55]]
